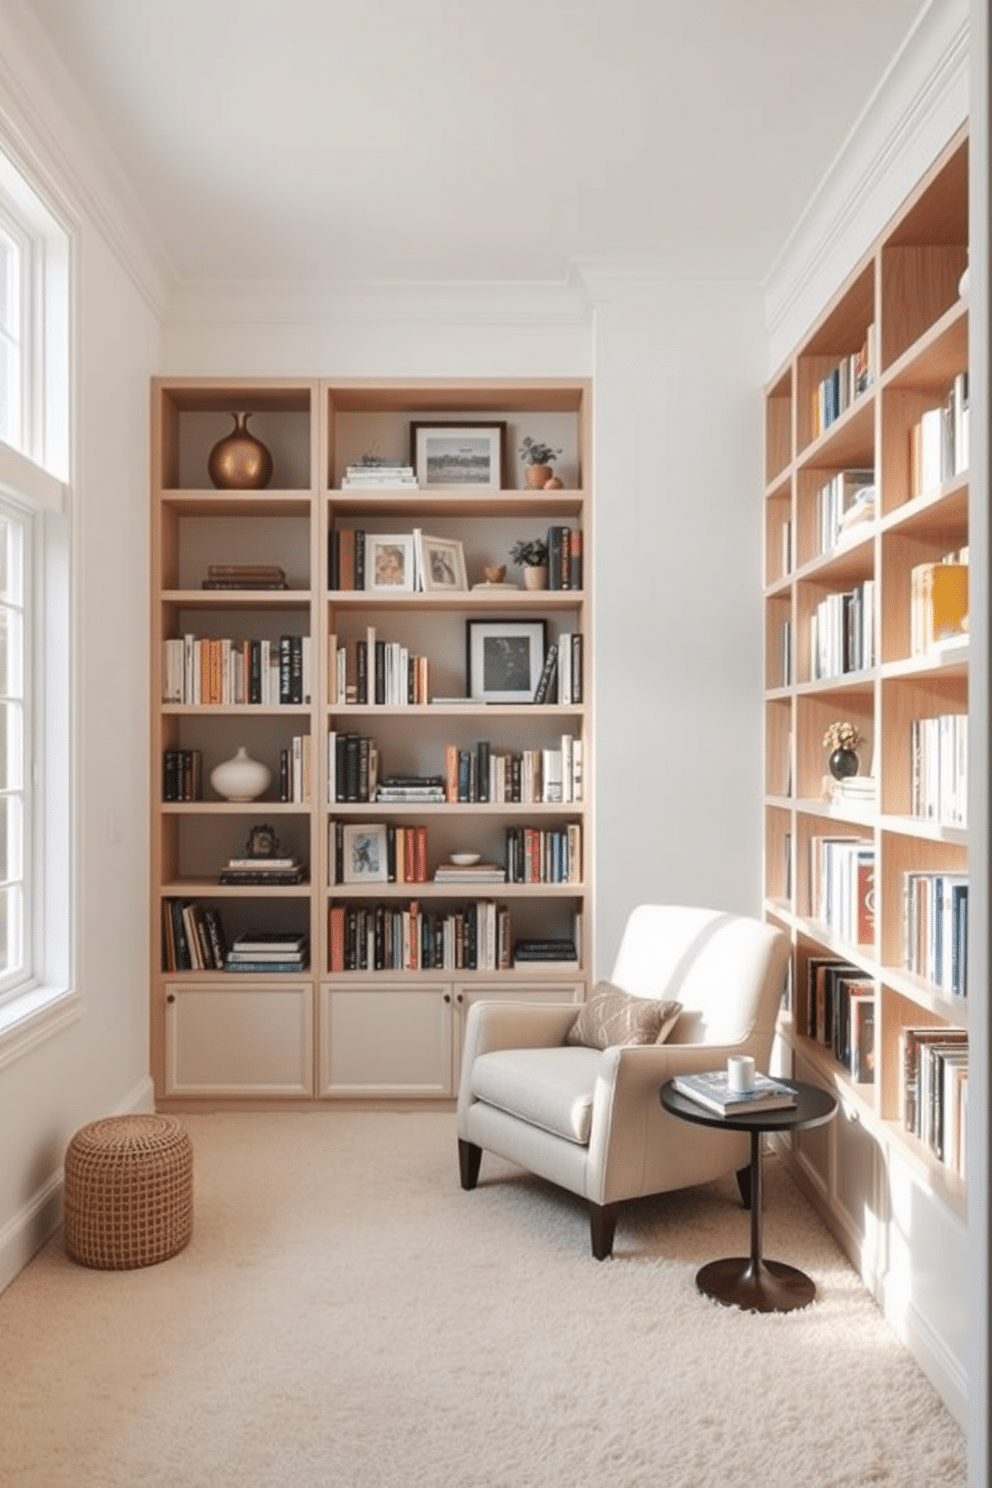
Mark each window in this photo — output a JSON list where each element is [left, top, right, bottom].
[[0, 135, 71, 1046]]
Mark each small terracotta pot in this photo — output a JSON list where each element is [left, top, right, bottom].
[[524, 464, 553, 489]]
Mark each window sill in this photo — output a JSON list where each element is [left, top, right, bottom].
[[0, 984, 80, 1070]]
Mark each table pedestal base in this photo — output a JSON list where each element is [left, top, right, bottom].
[[696, 1256, 816, 1313]]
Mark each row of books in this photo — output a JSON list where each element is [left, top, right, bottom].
[[163, 900, 309, 974], [545, 526, 583, 590], [443, 738, 582, 804], [909, 374, 969, 498], [809, 579, 875, 680], [904, 871, 968, 997], [910, 712, 968, 827], [810, 835, 876, 945], [279, 735, 312, 803], [805, 957, 875, 1083], [328, 820, 432, 886], [900, 1025, 967, 1176], [533, 633, 584, 705], [816, 469, 875, 555], [328, 898, 510, 972], [327, 732, 381, 802], [162, 748, 203, 801], [505, 824, 581, 885], [328, 630, 429, 706], [909, 558, 968, 652], [162, 634, 311, 706], [809, 323, 875, 440]]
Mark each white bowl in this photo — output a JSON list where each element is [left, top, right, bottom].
[[450, 852, 481, 866]]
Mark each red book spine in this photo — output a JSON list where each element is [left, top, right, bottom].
[[329, 905, 345, 973]]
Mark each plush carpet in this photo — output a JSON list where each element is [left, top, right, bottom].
[[0, 1111, 967, 1487]]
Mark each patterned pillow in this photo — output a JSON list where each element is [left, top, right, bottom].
[[566, 981, 682, 1049]]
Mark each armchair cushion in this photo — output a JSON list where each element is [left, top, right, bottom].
[[469, 1046, 602, 1144], [565, 981, 682, 1049]]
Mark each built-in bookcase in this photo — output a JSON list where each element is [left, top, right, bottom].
[[763, 130, 970, 1231], [151, 377, 593, 1105]]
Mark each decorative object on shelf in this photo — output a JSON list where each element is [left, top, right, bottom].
[[341, 823, 390, 884], [466, 617, 547, 703], [209, 746, 272, 801], [544, 476, 564, 489], [823, 721, 864, 780], [219, 823, 306, 885], [366, 533, 416, 592], [410, 421, 506, 490], [518, 436, 562, 490], [207, 412, 273, 490], [483, 564, 506, 584], [450, 853, 481, 867], [414, 531, 468, 592], [509, 537, 549, 590]]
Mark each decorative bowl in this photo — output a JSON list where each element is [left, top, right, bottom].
[[450, 852, 481, 866]]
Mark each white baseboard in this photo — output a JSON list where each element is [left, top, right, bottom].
[[0, 1075, 158, 1296]]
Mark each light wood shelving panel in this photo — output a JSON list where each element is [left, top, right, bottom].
[[151, 377, 593, 1105], [763, 127, 970, 1222]]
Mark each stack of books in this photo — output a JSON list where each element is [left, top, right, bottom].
[[433, 860, 507, 884], [341, 462, 418, 490], [671, 1070, 798, 1116], [512, 937, 578, 969], [375, 774, 446, 804], [219, 852, 307, 885], [201, 563, 288, 590], [224, 930, 308, 974]]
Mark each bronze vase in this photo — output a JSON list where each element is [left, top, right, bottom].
[[207, 412, 274, 490]]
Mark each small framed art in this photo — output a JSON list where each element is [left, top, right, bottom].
[[466, 618, 547, 703], [365, 533, 416, 592], [341, 824, 389, 884], [411, 422, 506, 490], [415, 531, 468, 592]]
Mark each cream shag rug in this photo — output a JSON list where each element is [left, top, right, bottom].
[[0, 1111, 967, 1487]]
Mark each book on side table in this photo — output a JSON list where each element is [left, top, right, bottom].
[[671, 1070, 798, 1117]]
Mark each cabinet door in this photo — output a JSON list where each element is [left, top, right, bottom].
[[165, 982, 314, 1097], [319, 982, 453, 1097]]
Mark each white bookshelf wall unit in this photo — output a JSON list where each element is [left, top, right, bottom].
[[764, 128, 971, 1353], [151, 377, 593, 1105]]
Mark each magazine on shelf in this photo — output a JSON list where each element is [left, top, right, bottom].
[[671, 1069, 798, 1116]]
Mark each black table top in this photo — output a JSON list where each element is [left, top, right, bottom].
[[659, 1076, 837, 1134]]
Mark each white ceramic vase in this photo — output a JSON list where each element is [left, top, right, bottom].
[[210, 746, 272, 801]]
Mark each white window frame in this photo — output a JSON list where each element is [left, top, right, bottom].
[[0, 136, 73, 1060]]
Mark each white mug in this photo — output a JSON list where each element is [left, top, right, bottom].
[[727, 1054, 755, 1093]]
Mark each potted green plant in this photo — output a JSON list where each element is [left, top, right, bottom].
[[509, 537, 549, 590], [518, 436, 562, 490]]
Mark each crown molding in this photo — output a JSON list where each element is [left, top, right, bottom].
[[764, 0, 969, 373], [165, 270, 593, 329], [0, 0, 173, 320]]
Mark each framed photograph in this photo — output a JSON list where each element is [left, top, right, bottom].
[[466, 618, 547, 703], [415, 531, 468, 592], [341, 824, 389, 884], [365, 533, 416, 593], [411, 422, 506, 491]]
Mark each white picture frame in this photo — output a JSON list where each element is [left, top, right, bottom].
[[415, 531, 468, 592], [466, 618, 547, 703], [341, 823, 389, 884], [365, 533, 416, 593]]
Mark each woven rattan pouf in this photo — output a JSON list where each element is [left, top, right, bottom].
[[64, 1114, 193, 1270]]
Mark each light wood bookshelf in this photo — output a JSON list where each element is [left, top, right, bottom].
[[151, 377, 592, 1106], [763, 127, 971, 1224]]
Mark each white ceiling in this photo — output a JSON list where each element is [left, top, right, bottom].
[[24, 0, 927, 288]]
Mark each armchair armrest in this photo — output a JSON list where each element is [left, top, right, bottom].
[[457, 1001, 580, 1116]]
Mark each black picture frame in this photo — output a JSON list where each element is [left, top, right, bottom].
[[466, 618, 547, 703]]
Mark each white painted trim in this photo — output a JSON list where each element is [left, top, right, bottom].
[[0, 436, 64, 512], [764, 0, 969, 374], [0, 985, 80, 1070]]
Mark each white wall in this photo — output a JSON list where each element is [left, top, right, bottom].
[[0, 8, 161, 1290]]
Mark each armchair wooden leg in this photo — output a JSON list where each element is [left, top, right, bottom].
[[735, 1163, 752, 1209], [458, 1139, 482, 1191], [589, 1202, 619, 1260]]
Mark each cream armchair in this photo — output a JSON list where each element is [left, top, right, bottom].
[[457, 904, 791, 1258]]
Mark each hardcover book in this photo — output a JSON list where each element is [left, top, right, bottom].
[[671, 1070, 797, 1116]]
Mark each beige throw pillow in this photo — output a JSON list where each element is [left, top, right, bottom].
[[566, 981, 682, 1050]]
